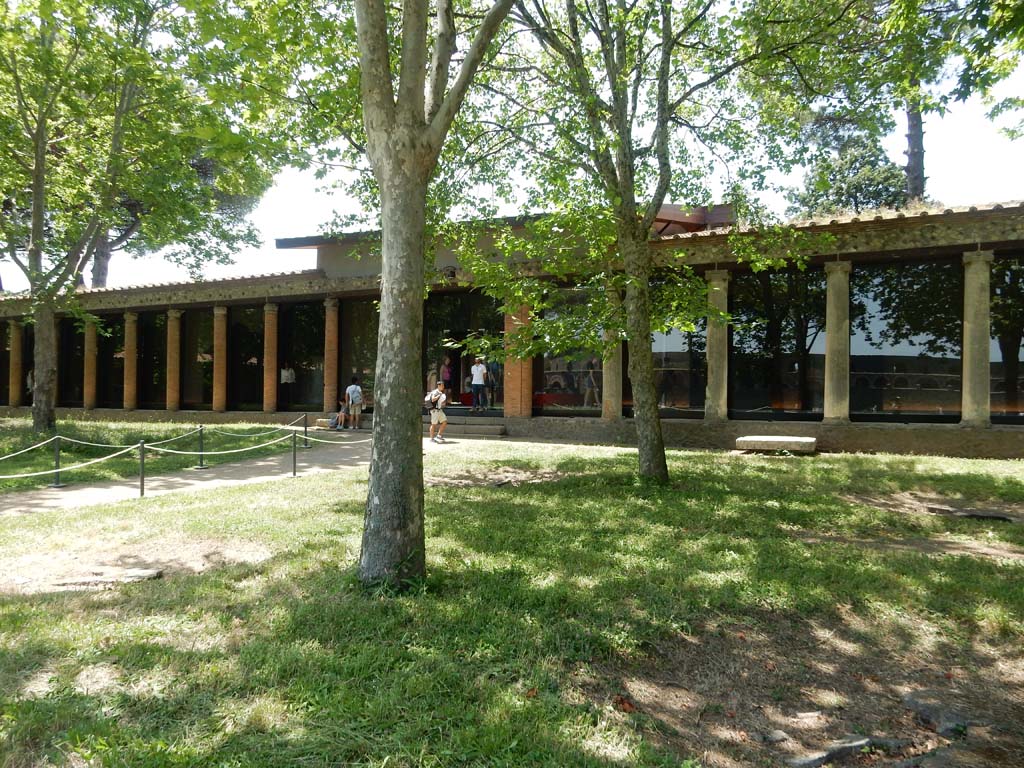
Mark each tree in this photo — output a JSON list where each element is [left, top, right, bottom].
[[460, 0, 876, 482], [349, 0, 515, 587], [787, 128, 908, 216], [0, 0, 277, 431], [876, 0, 1022, 200]]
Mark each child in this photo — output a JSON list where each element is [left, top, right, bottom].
[[424, 381, 448, 443]]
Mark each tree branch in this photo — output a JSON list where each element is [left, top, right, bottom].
[[426, 0, 457, 122]]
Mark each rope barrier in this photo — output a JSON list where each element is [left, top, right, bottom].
[[145, 433, 294, 456], [302, 434, 372, 445], [148, 427, 203, 446], [0, 445, 137, 480], [0, 419, 303, 463], [0, 435, 59, 462], [205, 426, 297, 438], [58, 436, 137, 449]]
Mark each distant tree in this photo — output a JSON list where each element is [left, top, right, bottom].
[[0, 0, 278, 430], [788, 134, 908, 216]]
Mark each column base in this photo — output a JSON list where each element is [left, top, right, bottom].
[[822, 417, 850, 426]]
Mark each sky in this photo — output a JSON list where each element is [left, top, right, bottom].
[[1, 69, 1022, 294]]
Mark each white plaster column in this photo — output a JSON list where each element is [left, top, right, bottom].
[[823, 261, 852, 423], [961, 250, 994, 427], [704, 270, 730, 420]]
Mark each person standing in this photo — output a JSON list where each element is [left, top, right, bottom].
[[344, 376, 363, 429], [470, 357, 488, 412], [440, 356, 453, 392], [487, 359, 501, 407], [425, 380, 448, 443], [279, 362, 296, 409]]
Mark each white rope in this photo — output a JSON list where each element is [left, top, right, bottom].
[[58, 436, 135, 449], [145, 433, 294, 456], [148, 427, 203, 446], [0, 435, 59, 462], [0, 445, 137, 479], [205, 426, 297, 438], [303, 434, 371, 445]]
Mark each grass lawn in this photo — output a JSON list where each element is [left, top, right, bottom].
[[1, 442, 1022, 766], [0, 418, 298, 493]]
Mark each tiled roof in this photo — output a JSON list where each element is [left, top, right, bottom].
[[0, 269, 325, 302], [652, 201, 1024, 242]]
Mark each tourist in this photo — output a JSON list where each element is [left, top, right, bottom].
[[279, 362, 296, 408], [345, 376, 363, 429], [440, 356, 453, 392], [471, 356, 488, 412], [425, 380, 448, 443], [487, 359, 501, 406]]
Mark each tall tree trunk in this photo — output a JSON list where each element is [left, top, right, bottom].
[[91, 233, 111, 288], [32, 301, 58, 431], [905, 95, 926, 201], [620, 231, 668, 483], [359, 168, 428, 586]]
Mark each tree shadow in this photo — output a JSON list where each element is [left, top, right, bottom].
[[2, 450, 1022, 766]]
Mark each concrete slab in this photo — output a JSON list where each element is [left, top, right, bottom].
[[736, 435, 817, 453]]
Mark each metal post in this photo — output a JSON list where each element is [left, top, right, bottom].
[[50, 435, 65, 488], [292, 431, 297, 477], [195, 425, 208, 470], [139, 440, 145, 498], [302, 413, 310, 449]]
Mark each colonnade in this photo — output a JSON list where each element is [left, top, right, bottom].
[[0, 250, 1003, 424], [2, 298, 343, 414], [583, 250, 997, 426]]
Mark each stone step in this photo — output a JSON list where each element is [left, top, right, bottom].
[[736, 435, 817, 454], [424, 423, 506, 436], [314, 417, 506, 437]]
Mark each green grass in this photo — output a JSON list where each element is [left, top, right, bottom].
[[0, 418, 297, 493], [1, 444, 1022, 766]]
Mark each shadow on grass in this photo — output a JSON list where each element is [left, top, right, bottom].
[[1, 450, 1022, 766]]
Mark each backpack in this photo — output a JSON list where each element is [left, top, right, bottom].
[[349, 385, 363, 405]]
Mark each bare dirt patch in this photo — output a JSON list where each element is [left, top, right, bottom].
[[426, 467, 566, 488], [0, 535, 271, 595], [845, 491, 1024, 525], [790, 531, 1024, 562], [574, 613, 1024, 767]]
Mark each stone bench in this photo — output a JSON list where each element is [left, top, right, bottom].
[[736, 435, 817, 454]]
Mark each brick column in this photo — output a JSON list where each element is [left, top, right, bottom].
[[263, 303, 279, 413], [213, 305, 228, 412], [323, 298, 339, 413], [503, 307, 533, 418], [83, 320, 98, 410], [8, 320, 23, 407], [123, 312, 138, 410], [961, 250, 994, 427], [602, 334, 623, 420], [823, 261, 852, 423], [166, 309, 182, 411], [704, 270, 730, 420]]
